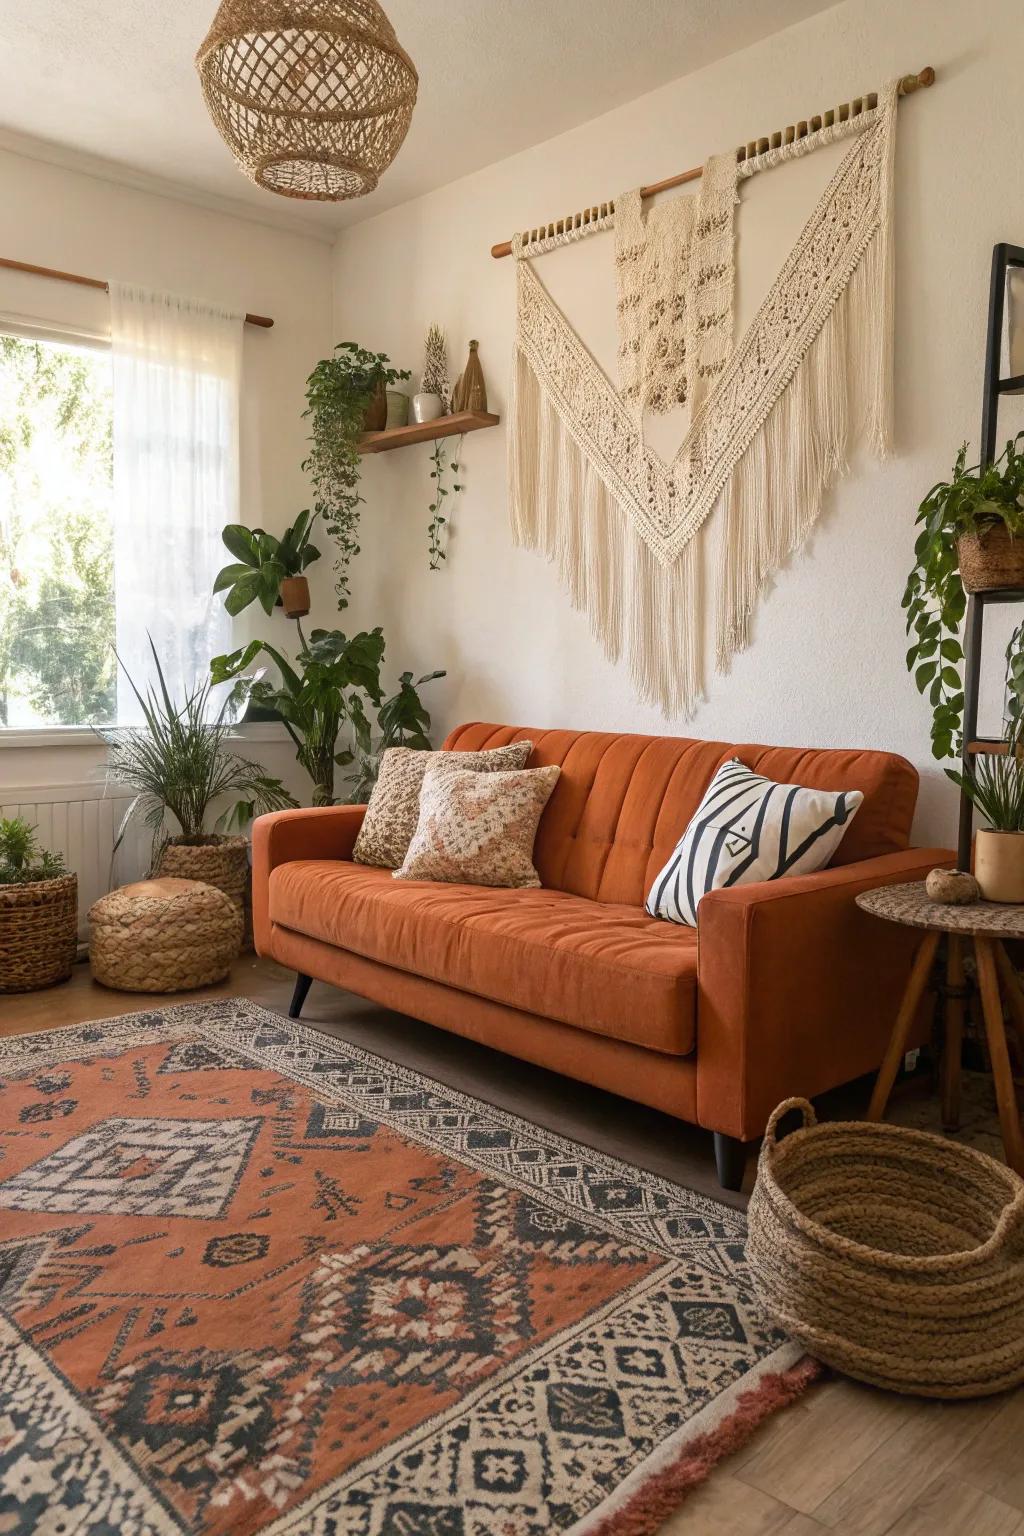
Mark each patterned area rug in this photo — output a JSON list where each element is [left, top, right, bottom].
[[0, 1000, 813, 1535]]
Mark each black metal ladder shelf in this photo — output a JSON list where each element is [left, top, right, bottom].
[[956, 243, 1024, 870]]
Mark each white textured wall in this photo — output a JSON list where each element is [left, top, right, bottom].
[[0, 151, 335, 802], [333, 0, 1024, 847]]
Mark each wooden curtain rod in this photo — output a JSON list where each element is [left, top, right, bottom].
[[491, 66, 935, 259], [0, 257, 274, 328]]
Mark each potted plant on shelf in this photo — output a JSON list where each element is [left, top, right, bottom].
[[904, 432, 1024, 760], [948, 704, 1024, 902], [303, 343, 410, 610], [211, 628, 443, 806], [214, 510, 321, 620], [101, 642, 297, 929], [0, 817, 78, 993]]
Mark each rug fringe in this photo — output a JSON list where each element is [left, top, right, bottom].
[[583, 1356, 823, 1536]]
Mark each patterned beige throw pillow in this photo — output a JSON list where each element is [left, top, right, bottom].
[[393, 762, 560, 887], [352, 742, 533, 869]]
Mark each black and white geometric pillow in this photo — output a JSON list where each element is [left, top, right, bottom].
[[645, 758, 864, 927]]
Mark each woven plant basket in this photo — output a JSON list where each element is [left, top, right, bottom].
[[957, 523, 1024, 593], [158, 834, 248, 912], [88, 878, 241, 993], [0, 874, 78, 993], [747, 1098, 1024, 1399]]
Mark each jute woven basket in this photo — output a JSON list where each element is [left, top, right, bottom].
[[0, 874, 78, 993], [88, 878, 241, 993], [747, 1098, 1024, 1398], [158, 836, 248, 934], [957, 524, 1024, 593]]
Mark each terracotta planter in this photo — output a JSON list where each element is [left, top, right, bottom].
[[280, 575, 310, 618], [0, 873, 78, 993], [957, 524, 1024, 594], [975, 828, 1024, 903], [362, 381, 387, 432]]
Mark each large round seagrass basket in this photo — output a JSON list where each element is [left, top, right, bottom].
[[88, 878, 241, 993], [746, 1098, 1024, 1398], [0, 874, 78, 993], [158, 835, 248, 937], [957, 524, 1024, 593]]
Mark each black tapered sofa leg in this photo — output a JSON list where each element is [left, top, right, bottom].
[[289, 972, 313, 1019], [713, 1132, 747, 1192]]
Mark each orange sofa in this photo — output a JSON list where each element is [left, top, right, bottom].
[[252, 722, 948, 1188]]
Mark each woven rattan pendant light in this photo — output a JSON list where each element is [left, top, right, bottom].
[[196, 0, 418, 201]]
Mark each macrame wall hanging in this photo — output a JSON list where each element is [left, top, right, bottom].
[[500, 72, 932, 717]]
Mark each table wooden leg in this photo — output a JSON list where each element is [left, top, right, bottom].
[[942, 935, 966, 1131], [867, 930, 940, 1123], [973, 937, 1024, 1176], [993, 943, 1024, 1075]]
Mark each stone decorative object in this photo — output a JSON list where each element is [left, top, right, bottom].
[[88, 878, 242, 992], [925, 867, 981, 905], [385, 389, 409, 428]]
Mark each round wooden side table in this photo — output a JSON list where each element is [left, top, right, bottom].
[[856, 881, 1024, 1174]]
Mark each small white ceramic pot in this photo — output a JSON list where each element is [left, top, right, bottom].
[[975, 828, 1024, 903], [411, 391, 443, 424]]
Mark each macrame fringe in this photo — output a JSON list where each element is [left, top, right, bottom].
[[717, 228, 893, 670], [510, 348, 702, 716]]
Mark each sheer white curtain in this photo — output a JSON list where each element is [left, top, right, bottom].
[[110, 283, 243, 720]]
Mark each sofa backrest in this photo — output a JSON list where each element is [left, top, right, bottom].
[[442, 723, 919, 907]]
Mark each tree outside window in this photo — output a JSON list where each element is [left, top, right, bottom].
[[0, 332, 116, 727]]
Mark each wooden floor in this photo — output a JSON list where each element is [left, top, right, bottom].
[[4, 960, 1024, 1536]]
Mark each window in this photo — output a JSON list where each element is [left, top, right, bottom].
[[0, 331, 115, 728]]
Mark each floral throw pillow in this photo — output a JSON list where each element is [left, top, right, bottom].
[[393, 762, 560, 888], [352, 741, 533, 870]]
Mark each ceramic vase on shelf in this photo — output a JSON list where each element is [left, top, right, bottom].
[[386, 390, 409, 429], [974, 829, 1024, 903], [411, 392, 443, 424], [452, 340, 487, 413]]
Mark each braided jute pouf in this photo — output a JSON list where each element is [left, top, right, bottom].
[[747, 1098, 1024, 1398], [88, 878, 242, 993]]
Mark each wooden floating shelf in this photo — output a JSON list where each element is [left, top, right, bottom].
[[358, 410, 500, 455]]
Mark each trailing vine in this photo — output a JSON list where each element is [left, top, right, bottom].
[[427, 435, 463, 570], [302, 343, 408, 610]]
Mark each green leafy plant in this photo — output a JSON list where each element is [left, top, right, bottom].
[[303, 343, 409, 610], [946, 623, 1024, 832], [101, 641, 297, 860], [0, 816, 66, 886], [213, 510, 321, 617], [903, 432, 1024, 759], [427, 438, 462, 571], [211, 628, 443, 806]]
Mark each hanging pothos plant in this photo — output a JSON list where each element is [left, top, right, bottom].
[[903, 433, 1024, 759], [427, 436, 463, 570], [303, 343, 409, 609]]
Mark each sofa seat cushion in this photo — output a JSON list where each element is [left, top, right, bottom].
[[268, 860, 698, 1055]]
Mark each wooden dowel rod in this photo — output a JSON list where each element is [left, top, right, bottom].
[[0, 257, 274, 328], [491, 65, 935, 258]]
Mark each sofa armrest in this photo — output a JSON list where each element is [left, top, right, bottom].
[[695, 847, 953, 1142], [251, 805, 367, 956]]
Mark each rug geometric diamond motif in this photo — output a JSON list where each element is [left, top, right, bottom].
[[0, 1000, 807, 1536], [0, 1114, 260, 1218]]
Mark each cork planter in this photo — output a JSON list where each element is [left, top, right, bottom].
[[957, 524, 1024, 594], [975, 828, 1024, 903], [362, 380, 387, 432], [279, 575, 310, 618]]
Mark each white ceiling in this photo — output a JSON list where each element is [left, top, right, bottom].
[[0, 0, 836, 240]]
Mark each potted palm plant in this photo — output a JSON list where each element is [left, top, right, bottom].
[[101, 643, 296, 930], [0, 817, 78, 993], [947, 622, 1024, 902]]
